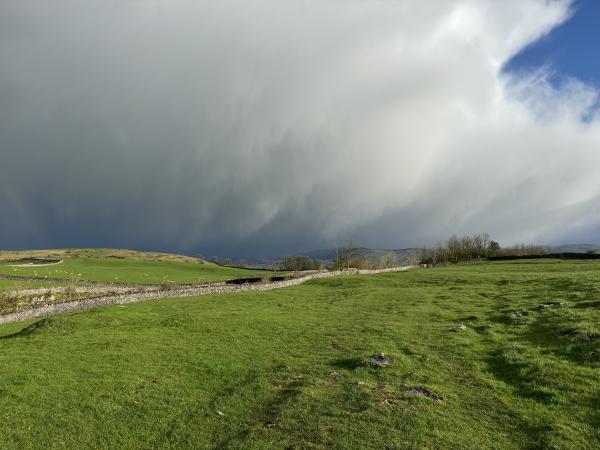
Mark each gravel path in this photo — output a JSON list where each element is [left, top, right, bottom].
[[0, 266, 416, 325]]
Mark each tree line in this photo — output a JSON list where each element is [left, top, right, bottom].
[[418, 233, 547, 266], [209, 234, 548, 271], [331, 241, 399, 270], [279, 241, 399, 271]]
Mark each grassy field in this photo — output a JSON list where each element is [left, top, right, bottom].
[[0, 257, 265, 285], [0, 280, 58, 292], [0, 260, 598, 448]]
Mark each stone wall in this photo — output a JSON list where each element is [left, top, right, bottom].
[[0, 265, 416, 326]]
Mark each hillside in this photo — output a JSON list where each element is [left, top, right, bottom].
[[0, 248, 208, 264], [548, 244, 600, 253], [0, 249, 272, 315]]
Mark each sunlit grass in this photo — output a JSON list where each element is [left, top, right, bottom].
[[0, 257, 266, 284], [0, 260, 598, 448]]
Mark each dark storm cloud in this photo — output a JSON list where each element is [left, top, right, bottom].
[[1, 0, 599, 257]]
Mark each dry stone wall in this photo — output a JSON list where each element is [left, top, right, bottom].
[[0, 266, 416, 325]]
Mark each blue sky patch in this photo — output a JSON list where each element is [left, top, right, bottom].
[[505, 0, 600, 88]]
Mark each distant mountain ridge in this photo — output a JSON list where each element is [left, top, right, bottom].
[[547, 244, 600, 253], [228, 244, 600, 269], [238, 247, 419, 269]]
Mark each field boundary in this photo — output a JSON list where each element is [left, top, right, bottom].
[[0, 266, 417, 325], [488, 253, 600, 261]]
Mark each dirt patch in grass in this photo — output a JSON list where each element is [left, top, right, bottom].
[[407, 387, 446, 402], [366, 353, 393, 367]]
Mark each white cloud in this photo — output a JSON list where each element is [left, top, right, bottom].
[[0, 0, 597, 255]]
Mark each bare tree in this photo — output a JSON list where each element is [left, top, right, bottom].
[[418, 232, 502, 265], [488, 240, 500, 255], [280, 255, 323, 271], [379, 252, 398, 269], [408, 249, 424, 266], [334, 240, 362, 270]]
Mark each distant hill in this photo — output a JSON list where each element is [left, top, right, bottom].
[[235, 244, 600, 269], [304, 247, 418, 264], [0, 248, 208, 264], [240, 247, 419, 269], [546, 244, 600, 253]]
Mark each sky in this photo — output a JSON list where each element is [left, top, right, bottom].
[[506, 0, 600, 88], [1, 0, 599, 258]]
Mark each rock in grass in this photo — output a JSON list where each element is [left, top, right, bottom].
[[408, 387, 446, 402], [367, 353, 393, 367], [511, 311, 528, 322], [540, 301, 564, 309], [453, 323, 468, 332], [558, 328, 600, 341]]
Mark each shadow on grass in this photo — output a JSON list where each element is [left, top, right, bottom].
[[261, 378, 305, 422], [457, 315, 479, 322], [214, 373, 306, 447], [0, 317, 71, 339], [488, 312, 519, 326], [520, 315, 600, 367], [330, 357, 363, 370], [573, 300, 600, 309], [484, 351, 555, 404]]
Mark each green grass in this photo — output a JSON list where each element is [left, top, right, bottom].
[[0, 279, 59, 292], [0, 260, 598, 449], [0, 258, 265, 284]]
